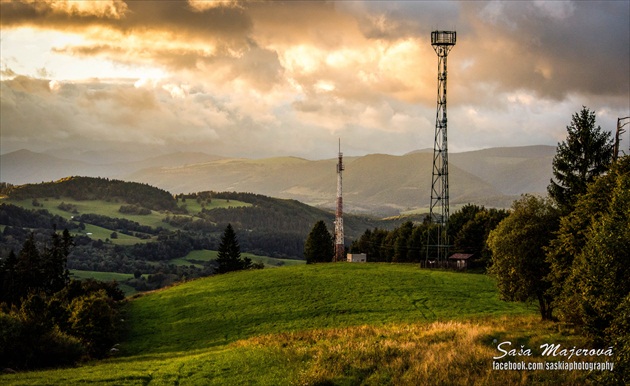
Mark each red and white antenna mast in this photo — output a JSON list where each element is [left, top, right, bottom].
[[334, 138, 345, 262]]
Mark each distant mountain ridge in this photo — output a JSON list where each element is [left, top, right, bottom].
[[0, 150, 224, 185], [1, 146, 556, 215]]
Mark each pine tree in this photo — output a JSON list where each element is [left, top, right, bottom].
[[304, 220, 334, 264], [215, 224, 249, 273], [548, 106, 613, 213], [0, 250, 18, 304], [15, 233, 45, 299], [43, 229, 73, 295]]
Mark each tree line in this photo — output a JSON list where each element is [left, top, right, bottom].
[[304, 205, 507, 266]]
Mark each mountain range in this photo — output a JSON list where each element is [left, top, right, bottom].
[[0, 146, 556, 216]]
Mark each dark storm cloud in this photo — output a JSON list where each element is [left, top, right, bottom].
[[0, 0, 252, 42], [455, 1, 629, 102]]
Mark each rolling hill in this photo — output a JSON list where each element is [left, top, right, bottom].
[[0, 264, 588, 385], [1, 146, 556, 215], [125, 146, 556, 215], [0, 150, 223, 185]]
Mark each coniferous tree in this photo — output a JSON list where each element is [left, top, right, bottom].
[[0, 250, 18, 305], [215, 224, 249, 273], [43, 229, 72, 295], [304, 220, 334, 264], [548, 106, 613, 213], [14, 233, 45, 299]]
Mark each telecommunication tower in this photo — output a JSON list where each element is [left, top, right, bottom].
[[426, 30, 456, 263], [614, 116, 630, 161], [334, 139, 345, 262]]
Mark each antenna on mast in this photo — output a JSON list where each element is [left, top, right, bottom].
[[426, 30, 456, 265], [334, 138, 345, 262]]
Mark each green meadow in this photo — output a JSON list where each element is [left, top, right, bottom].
[[5, 197, 170, 229], [2, 197, 251, 244], [175, 249, 305, 268], [177, 198, 251, 214], [0, 264, 592, 385]]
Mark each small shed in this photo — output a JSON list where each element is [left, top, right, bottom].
[[449, 253, 474, 269], [347, 253, 367, 263]]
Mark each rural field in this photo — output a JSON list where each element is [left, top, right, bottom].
[[3, 196, 251, 245], [1, 264, 592, 385]]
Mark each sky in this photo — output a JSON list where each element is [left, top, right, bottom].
[[1, 0, 629, 161]]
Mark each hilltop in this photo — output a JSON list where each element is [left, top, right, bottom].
[[4, 176, 179, 211], [0, 264, 589, 385]]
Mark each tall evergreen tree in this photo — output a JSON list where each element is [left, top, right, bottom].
[[0, 250, 18, 305], [548, 106, 613, 212], [304, 220, 334, 264], [1, 230, 74, 305], [43, 229, 73, 295], [215, 224, 250, 273], [14, 233, 45, 299]]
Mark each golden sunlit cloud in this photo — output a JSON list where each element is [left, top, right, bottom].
[[0, 0, 628, 159], [188, 0, 248, 11], [1, 0, 128, 19]]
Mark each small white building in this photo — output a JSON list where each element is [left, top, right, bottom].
[[347, 253, 367, 263]]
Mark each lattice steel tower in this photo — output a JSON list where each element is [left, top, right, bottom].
[[334, 139, 345, 262], [426, 31, 456, 263]]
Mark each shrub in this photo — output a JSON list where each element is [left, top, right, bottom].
[[119, 205, 151, 215], [68, 290, 120, 358], [0, 305, 84, 369]]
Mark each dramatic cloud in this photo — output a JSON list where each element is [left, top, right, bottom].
[[1, 0, 628, 160]]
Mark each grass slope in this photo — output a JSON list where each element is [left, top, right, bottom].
[[124, 264, 534, 356], [2, 264, 591, 385], [176, 249, 305, 268]]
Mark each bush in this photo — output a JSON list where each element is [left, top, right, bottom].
[[119, 205, 151, 215], [68, 290, 120, 358], [0, 312, 23, 368], [0, 307, 84, 369]]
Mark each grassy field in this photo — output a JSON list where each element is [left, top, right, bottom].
[[176, 249, 305, 268], [4, 197, 171, 229], [69, 270, 141, 296], [2, 197, 250, 232], [70, 270, 137, 282], [177, 198, 251, 214], [1, 264, 593, 385]]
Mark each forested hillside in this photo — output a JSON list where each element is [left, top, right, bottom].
[[5, 176, 179, 211], [0, 178, 402, 294]]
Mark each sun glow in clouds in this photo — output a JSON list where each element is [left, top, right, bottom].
[[1, 28, 167, 81], [0, 0, 628, 158]]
